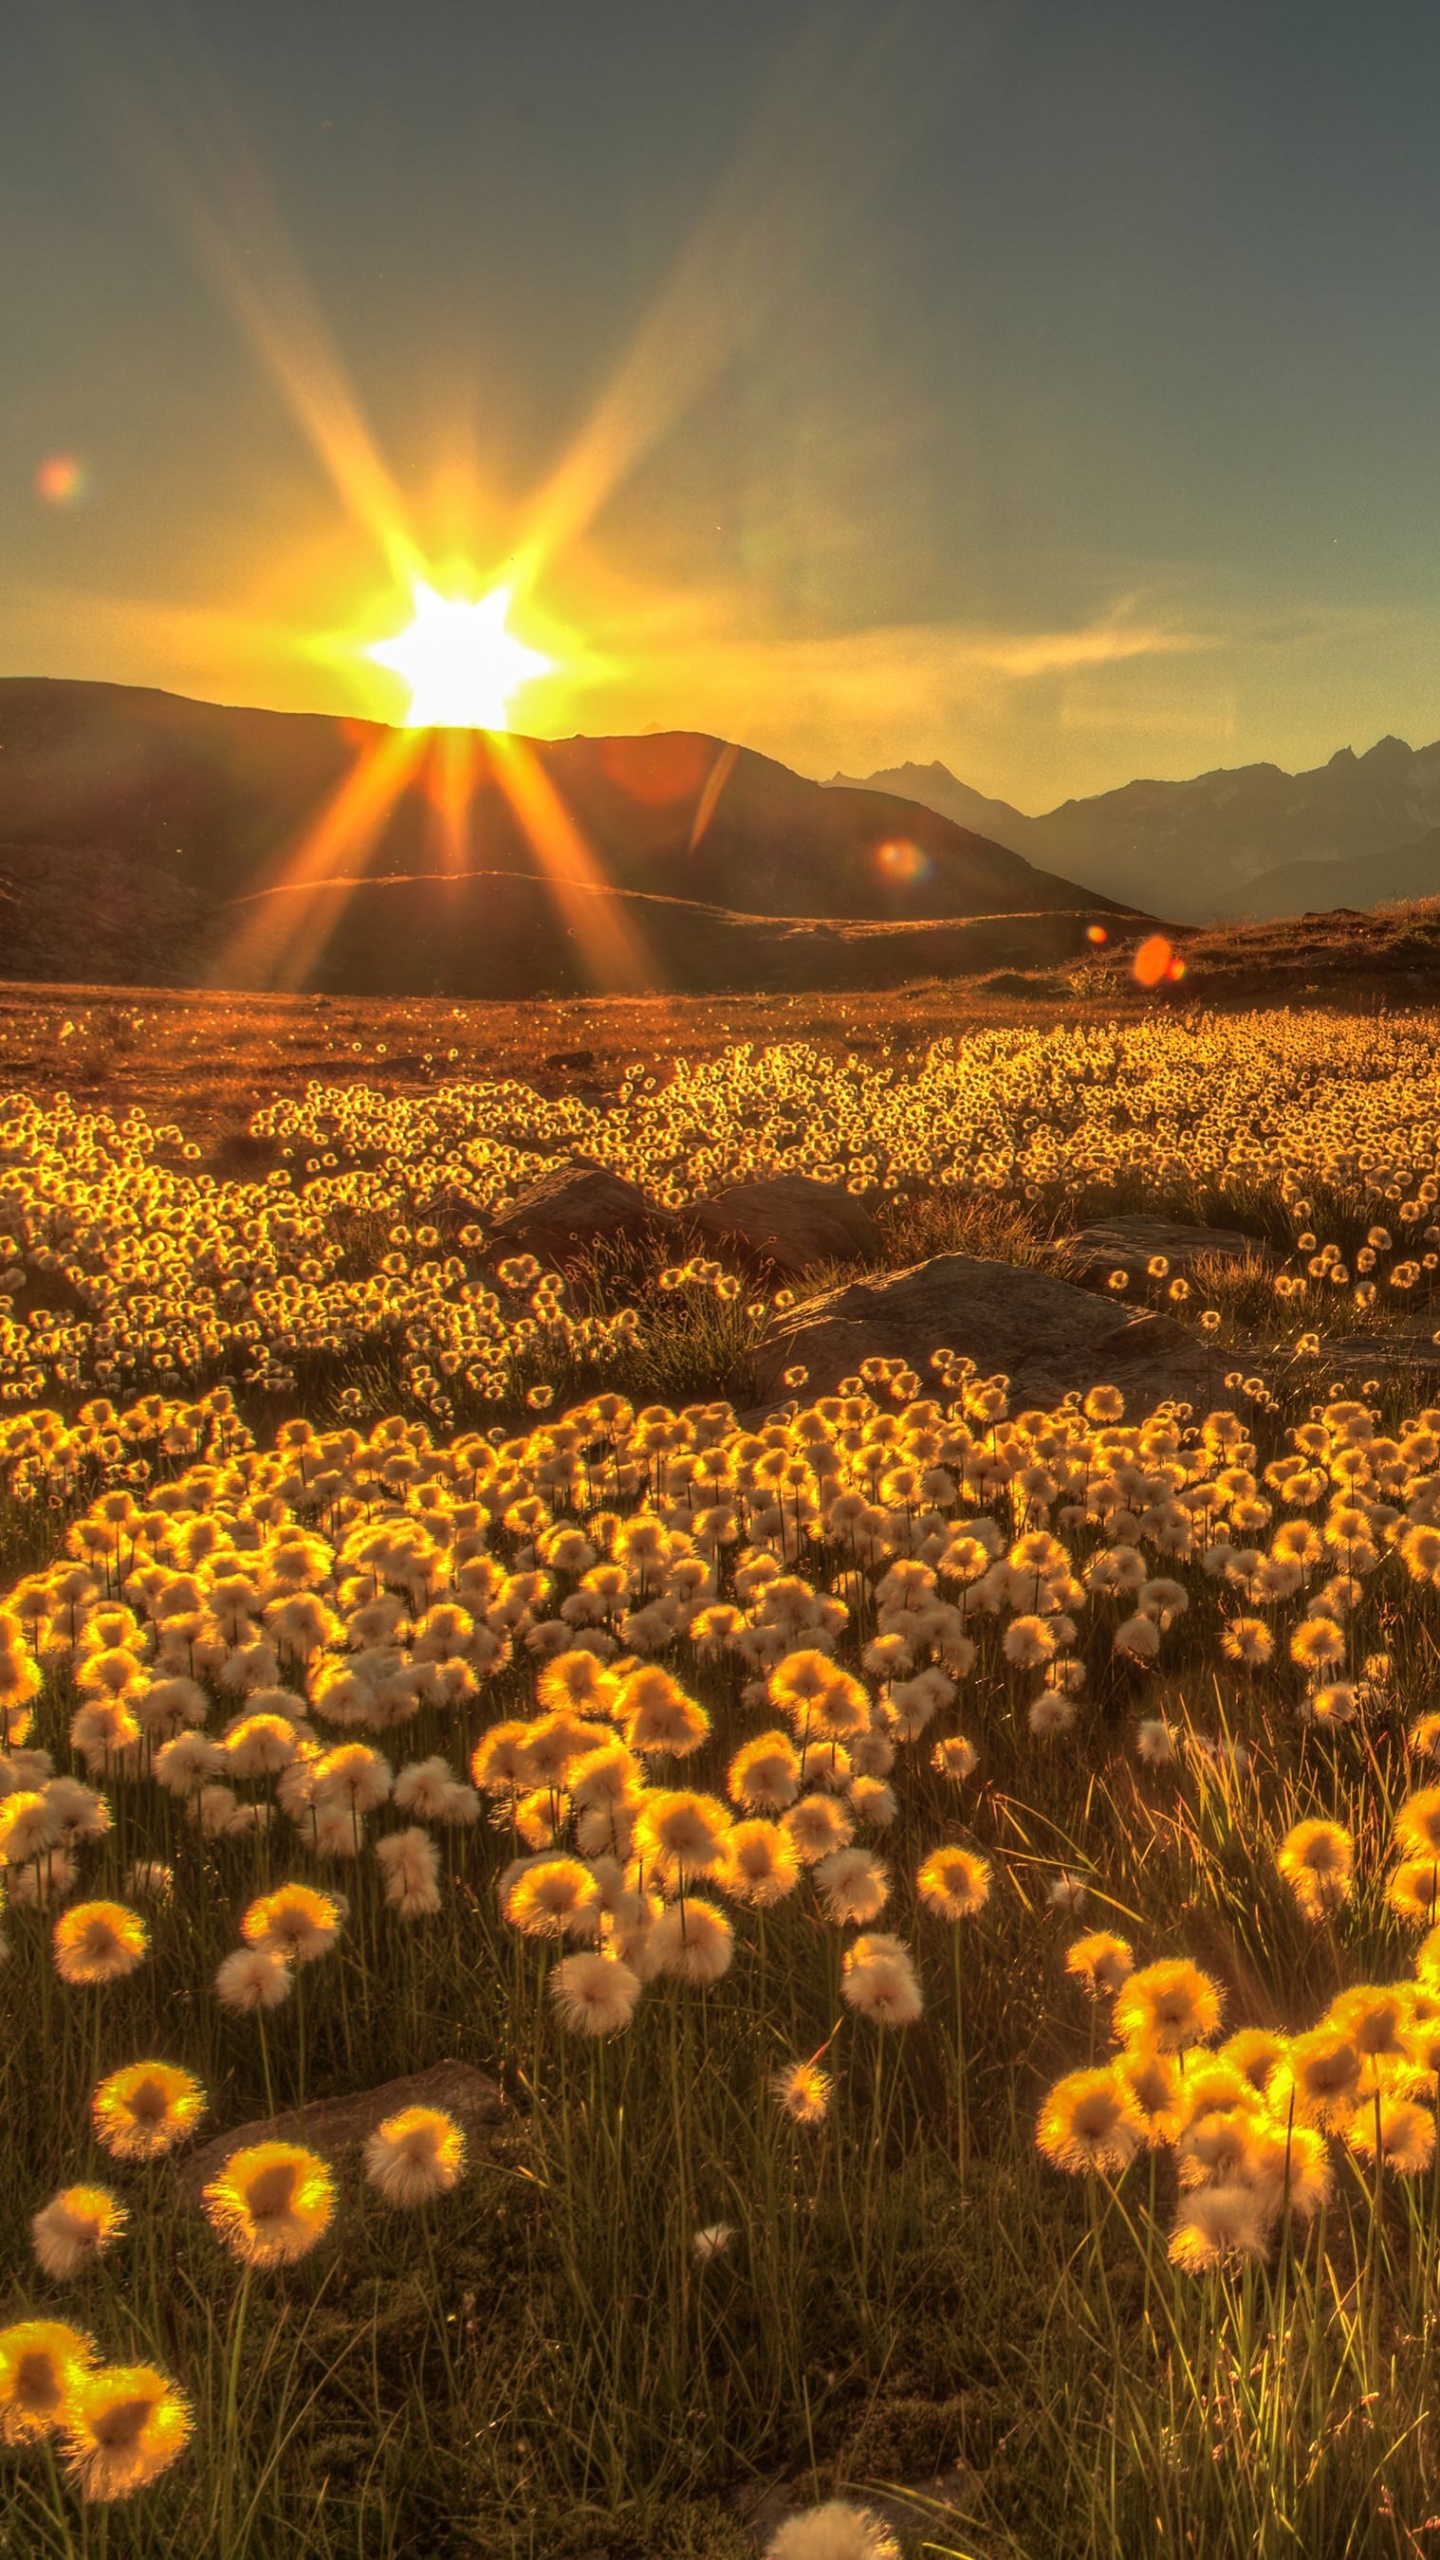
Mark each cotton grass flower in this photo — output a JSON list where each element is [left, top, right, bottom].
[[841, 1931, 922, 2026], [763, 2499, 901, 2560], [1276, 1819, 1354, 1920], [815, 1845, 889, 1924], [549, 1947, 642, 2034], [375, 1825, 443, 1917], [917, 1844, 991, 1920], [721, 1818, 802, 1907], [60, 2362, 192, 2501], [202, 2140, 336, 2266], [1347, 2095, 1436, 2175], [504, 1854, 600, 1939], [1168, 2184, 1270, 2274], [772, 2059, 834, 2124], [1114, 1958, 1222, 2054], [32, 2185, 128, 2280], [92, 2062, 206, 2161], [214, 1944, 294, 2011], [647, 1896, 734, 1984], [364, 2106, 467, 2205], [0, 2320, 95, 2442], [1037, 2066, 1143, 2174], [691, 2222, 735, 2265], [1065, 1931, 1134, 1999], [241, 1883, 344, 1964], [53, 1899, 148, 1985]]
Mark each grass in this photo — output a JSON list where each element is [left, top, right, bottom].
[[9, 1007, 1440, 2552]]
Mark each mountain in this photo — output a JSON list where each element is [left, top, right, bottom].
[[829, 759, 1032, 848], [0, 678, 1140, 997], [1220, 829, 1440, 920], [836, 736, 1440, 923]]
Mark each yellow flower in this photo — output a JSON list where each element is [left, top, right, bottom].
[[92, 2062, 207, 2161], [202, 2140, 336, 2266], [916, 1845, 991, 1920], [772, 2059, 834, 2125], [1394, 1788, 1440, 1861], [0, 2320, 95, 2443], [363, 2107, 467, 2206], [1347, 2096, 1436, 2176], [241, 1883, 344, 1965], [53, 1899, 149, 1985], [60, 2362, 192, 2502], [1276, 1820, 1353, 1921], [1037, 2067, 1143, 2174], [31, 2185, 128, 2280], [1113, 1958, 1222, 2054], [1064, 1932, 1134, 1999], [1268, 2027, 1361, 2130], [1168, 2185, 1269, 2274]]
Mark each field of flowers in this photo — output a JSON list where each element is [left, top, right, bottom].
[[6, 1010, 1440, 2558]]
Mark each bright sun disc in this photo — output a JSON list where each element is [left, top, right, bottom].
[[367, 582, 552, 729]]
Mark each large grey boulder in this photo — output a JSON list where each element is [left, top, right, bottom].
[[691, 1175, 882, 1276], [488, 1158, 675, 1268], [756, 1251, 1211, 1408]]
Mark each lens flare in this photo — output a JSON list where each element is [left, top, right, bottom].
[[876, 838, 931, 886], [35, 454, 87, 506], [367, 584, 552, 730], [1132, 933, 1175, 989]]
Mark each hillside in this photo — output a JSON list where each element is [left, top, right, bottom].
[[838, 734, 1440, 922], [0, 677, 1140, 997]]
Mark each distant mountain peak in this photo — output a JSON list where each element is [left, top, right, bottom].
[[838, 732, 1440, 924]]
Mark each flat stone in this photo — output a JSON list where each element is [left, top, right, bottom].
[[691, 1175, 882, 1276], [1054, 1215, 1272, 1281], [756, 1251, 1210, 1410], [488, 1158, 675, 1269], [181, 2059, 505, 2197]]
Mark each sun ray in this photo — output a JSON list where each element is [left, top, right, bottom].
[[210, 722, 427, 989], [486, 733, 657, 994]]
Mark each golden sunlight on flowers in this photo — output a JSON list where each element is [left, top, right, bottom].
[[92, 2063, 207, 2162], [202, 2141, 337, 2266]]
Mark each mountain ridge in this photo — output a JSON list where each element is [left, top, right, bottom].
[[0, 676, 1140, 997], [833, 733, 1440, 921]]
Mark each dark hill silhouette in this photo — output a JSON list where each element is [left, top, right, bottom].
[[0, 678, 1141, 995]]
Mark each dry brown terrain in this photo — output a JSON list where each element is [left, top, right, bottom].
[[2, 892, 1438, 1163]]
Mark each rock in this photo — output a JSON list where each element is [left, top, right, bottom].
[[1054, 1214, 1271, 1283], [756, 1251, 1210, 1410], [181, 2059, 505, 2198], [690, 1176, 882, 1276], [488, 1159, 675, 1269]]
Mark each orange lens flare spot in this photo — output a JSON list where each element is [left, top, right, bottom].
[[35, 453, 87, 505], [876, 838, 931, 885], [1132, 933, 1176, 989], [1086, 923, 1108, 944]]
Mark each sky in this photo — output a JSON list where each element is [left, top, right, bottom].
[[7, 0, 1440, 810]]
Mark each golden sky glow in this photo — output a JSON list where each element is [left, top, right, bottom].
[[365, 582, 554, 730]]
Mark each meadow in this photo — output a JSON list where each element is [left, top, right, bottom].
[[7, 1004, 1440, 2558]]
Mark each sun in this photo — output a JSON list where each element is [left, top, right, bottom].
[[366, 582, 553, 729]]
